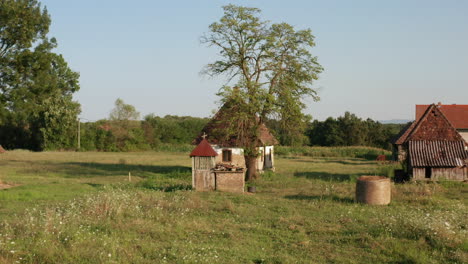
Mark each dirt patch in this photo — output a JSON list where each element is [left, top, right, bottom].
[[0, 182, 18, 190]]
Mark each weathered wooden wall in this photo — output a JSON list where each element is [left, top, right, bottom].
[[412, 167, 467, 181], [192, 157, 216, 191]]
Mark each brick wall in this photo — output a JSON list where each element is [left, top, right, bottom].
[[215, 171, 245, 193]]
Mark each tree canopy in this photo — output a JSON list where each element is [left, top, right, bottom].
[[0, 0, 80, 150], [109, 98, 140, 121], [202, 5, 323, 179]]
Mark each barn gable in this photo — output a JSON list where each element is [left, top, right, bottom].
[[407, 104, 464, 142], [396, 104, 468, 181], [416, 104, 468, 129]]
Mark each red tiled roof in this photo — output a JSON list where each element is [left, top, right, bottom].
[[416, 104, 468, 129], [395, 104, 464, 145], [190, 138, 218, 157]]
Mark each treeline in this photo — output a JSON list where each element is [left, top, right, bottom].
[[78, 115, 208, 151], [74, 111, 404, 152], [305, 112, 406, 150]]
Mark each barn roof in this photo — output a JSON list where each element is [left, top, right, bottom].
[[416, 104, 468, 129], [394, 104, 465, 145], [393, 121, 416, 145], [193, 99, 278, 147], [409, 141, 467, 167], [190, 138, 218, 157]]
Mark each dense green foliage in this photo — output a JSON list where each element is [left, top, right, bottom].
[[78, 115, 208, 151], [73, 112, 402, 152], [0, 0, 80, 150], [202, 5, 323, 179], [305, 112, 407, 150]]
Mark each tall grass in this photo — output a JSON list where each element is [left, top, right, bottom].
[[0, 151, 466, 263], [153, 144, 193, 153], [276, 145, 392, 160]]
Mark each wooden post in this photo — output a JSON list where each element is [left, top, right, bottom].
[[128, 172, 131, 182], [77, 118, 81, 150]]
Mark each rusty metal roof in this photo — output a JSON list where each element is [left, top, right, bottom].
[[190, 138, 218, 157], [409, 141, 467, 167], [416, 104, 468, 129]]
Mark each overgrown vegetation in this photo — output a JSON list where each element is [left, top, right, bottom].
[[63, 113, 404, 153], [0, 0, 80, 151], [304, 112, 408, 150], [0, 151, 466, 263]]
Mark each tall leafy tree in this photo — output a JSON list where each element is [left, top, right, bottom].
[[108, 99, 145, 151], [0, 0, 80, 150], [109, 98, 140, 121], [202, 5, 323, 180]]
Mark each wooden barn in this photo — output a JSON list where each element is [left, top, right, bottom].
[[394, 104, 468, 181], [193, 99, 278, 172]]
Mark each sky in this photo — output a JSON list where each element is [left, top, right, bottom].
[[40, 0, 468, 122]]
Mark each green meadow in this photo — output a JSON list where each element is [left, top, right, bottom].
[[0, 150, 466, 264]]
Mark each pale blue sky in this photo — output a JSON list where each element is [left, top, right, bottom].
[[40, 0, 468, 121]]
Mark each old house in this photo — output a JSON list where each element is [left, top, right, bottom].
[[394, 104, 468, 181], [190, 137, 245, 193], [193, 100, 278, 172], [416, 103, 468, 143]]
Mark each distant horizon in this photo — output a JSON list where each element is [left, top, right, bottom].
[[40, 0, 467, 122]]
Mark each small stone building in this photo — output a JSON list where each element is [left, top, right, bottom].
[[193, 99, 278, 172], [394, 104, 468, 181], [190, 138, 245, 193]]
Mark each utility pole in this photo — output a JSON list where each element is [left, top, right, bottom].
[[77, 118, 80, 151]]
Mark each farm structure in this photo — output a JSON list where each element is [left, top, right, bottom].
[[190, 138, 245, 193], [416, 103, 468, 143], [193, 99, 278, 172], [394, 104, 468, 181]]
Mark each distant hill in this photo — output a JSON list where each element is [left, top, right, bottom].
[[379, 119, 413, 124]]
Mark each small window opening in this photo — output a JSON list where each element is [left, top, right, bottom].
[[222, 149, 232, 162], [425, 167, 432, 179]]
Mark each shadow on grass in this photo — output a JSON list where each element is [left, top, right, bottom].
[[294, 171, 357, 182], [293, 158, 377, 166], [84, 183, 104, 188], [137, 182, 192, 192], [284, 194, 354, 204], [12, 159, 192, 179]]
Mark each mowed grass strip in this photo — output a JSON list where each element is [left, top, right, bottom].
[[0, 150, 466, 263]]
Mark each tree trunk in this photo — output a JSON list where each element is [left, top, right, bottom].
[[245, 154, 258, 181]]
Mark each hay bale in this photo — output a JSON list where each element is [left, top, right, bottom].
[[356, 176, 391, 205]]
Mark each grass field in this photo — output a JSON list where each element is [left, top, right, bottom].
[[0, 150, 466, 263]]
